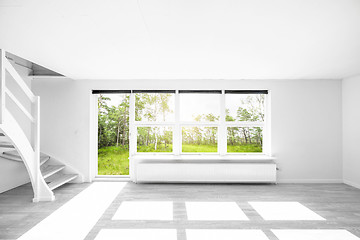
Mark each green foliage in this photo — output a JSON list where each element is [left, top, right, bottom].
[[98, 94, 130, 149], [227, 127, 263, 150], [137, 143, 173, 152], [135, 93, 173, 121], [182, 126, 217, 146], [137, 127, 173, 152], [98, 146, 129, 175], [225, 95, 265, 148]]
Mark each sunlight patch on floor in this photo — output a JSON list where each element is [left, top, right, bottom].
[[185, 202, 249, 221], [17, 182, 127, 240], [272, 229, 360, 240], [94, 229, 177, 240], [249, 202, 325, 220], [186, 229, 269, 240], [112, 201, 173, 220]]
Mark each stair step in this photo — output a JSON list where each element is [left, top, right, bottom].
[[3, 150, 20, 157], [48, 174, 78, 190], [5, 150, 50, 159], [2, 150, 50, 165], [0, 153, 22, 162], [41, 165, 65, 179], [0, 142, 14, 148]]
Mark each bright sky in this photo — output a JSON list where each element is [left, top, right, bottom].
[[180, 94, 220, 121], [106, 94, 127, 107]]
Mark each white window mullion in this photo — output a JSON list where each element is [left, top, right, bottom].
[[219, 90, 226, 155], [129, 92, 136, 179], [129, 93, 136, 156], [174, 90, 180, 155], [263, 92, 271, 156]]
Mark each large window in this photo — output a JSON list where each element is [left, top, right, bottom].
[[132, 90, 267, 154], [97, 90, 268, 167], [225, 91, 266, 153], [134, 90, 175, 153]]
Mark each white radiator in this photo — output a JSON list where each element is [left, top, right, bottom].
[[135, 162, 276, 183]]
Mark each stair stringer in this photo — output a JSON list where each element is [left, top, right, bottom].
[[2, 109, 54, 202]]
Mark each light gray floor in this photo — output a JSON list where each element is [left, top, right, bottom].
[[1, 182, 360, 240]]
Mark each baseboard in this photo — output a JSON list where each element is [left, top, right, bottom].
[[343, 179, 360, 189], [93, 177, 131, 182], [277, 179, 343, 184]]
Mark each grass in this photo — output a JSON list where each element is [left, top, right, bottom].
[[227, 144, 262, 153], [182, 144, 218, 152], [98, 146, 129, 175], [137, 144, 172, 152], [98, 143, 262, 175]]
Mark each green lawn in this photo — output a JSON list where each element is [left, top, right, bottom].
[[182, 144, 218, 152], [98, 143, 262, 175], [98, 146, 129, 175], [227, 144, 262, 152]]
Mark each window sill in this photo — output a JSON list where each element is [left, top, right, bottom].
[[131, 154, 275, 163]]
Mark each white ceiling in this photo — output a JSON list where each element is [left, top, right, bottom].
[[1, 0, 360, 80]]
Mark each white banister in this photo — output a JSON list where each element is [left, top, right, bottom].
[[4, 57, 36, 103], [33, 96, 42, 201], [0, 49, 54, 201], [0, 50, 5, 124], [5, 88, 35, 122]]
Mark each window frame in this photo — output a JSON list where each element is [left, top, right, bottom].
[[129, 90, 269, 156]]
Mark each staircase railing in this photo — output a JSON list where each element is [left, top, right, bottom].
[[0, 49, 54, 202]]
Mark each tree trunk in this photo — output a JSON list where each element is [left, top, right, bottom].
[[116, 120, 121, 147], [248, 129, 252, 144], [154, 133, 158, 150], [122, 109, 127, 147], [146, 128, 150, 146], [242, 128, 248, 143], [98, 126, 102, 148]]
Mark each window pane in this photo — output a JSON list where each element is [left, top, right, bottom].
[[135, 93, 175, 121], [137, 127, 173, 152], [180, 94, 220, 122], [182, 127, 218, 152], [97, 94, 130, 175], [227, 127, 263, 153], [225, 94, 265, 122]]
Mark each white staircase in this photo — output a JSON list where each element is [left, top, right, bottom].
[[0, 49, 77, 201], [0, 149, 78, 191]]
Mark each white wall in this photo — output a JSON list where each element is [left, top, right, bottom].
[[0, 61, 32, 193], [343, 75, 360, 188], [32, 79, 343, 183]]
